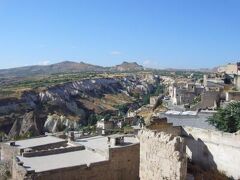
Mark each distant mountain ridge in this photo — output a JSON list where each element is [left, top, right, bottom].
[[0, 61, 144, 78], [0, 60, 217, 78], [111, 61, 144, 72]]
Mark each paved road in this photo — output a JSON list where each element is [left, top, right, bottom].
[[159, 112, 216, 130]]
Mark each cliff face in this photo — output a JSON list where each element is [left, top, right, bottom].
[[0, 75, 159, 137]]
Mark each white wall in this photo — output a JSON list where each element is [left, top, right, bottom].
[[183, 127, 240, 179]]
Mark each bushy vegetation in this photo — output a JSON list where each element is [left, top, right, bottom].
[[0, 72, 100, 99], [87, 114, 104, 125], [141, 94, 149, 105], [115, 104, 129, 114], [0, 161, 10, 180], [153, 84, 165, 96], [192, 95, 201, 105], [207, 102, 240, 133], [13, 131, 34, 140]]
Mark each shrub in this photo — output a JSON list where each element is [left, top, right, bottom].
[[207, 101, 240, 133]]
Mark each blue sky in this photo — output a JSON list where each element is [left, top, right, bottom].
[[0, 0, 240, 69]]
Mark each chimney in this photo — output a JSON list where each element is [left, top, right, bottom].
[[9, 141, 15, 146]]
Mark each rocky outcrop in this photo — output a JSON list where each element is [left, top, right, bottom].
[[0, 75, 159, 137], [44, 114, 79, 133], [8, 111, 42, 138], [111, 62, 144, 72]]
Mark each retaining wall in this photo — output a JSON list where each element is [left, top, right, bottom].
[[182, 126, 240, 179]]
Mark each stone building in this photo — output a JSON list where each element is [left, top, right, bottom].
[[218, 63, 238, 75], [96, 119, 114, 135], [192, 91, 220, 110], [168, 83, 203, 105], [1, 136, 69, 171], [217, 62, 240, 90], [226, 91, 240, 101], [2, 116, 240, 180], [139, 117, 240, 180], [233, 74, 240, 90], [1, 134, 139, 180]]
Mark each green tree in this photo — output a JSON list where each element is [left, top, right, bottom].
[[154, 84, 165, 96], [104, 114, 111, 121], [142, 94, 150, 105], [207, 102, 240, 133], [115, 104, 129, 114], [88, 114, 98, 125]]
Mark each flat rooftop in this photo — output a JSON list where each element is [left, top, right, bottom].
[[18, 149, 106, 172], [160, 112, 216, 130], [8, 136, 66, 149], [76, 135, 139, 150]]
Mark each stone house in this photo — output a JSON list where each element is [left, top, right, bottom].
[[1, 134, 139, 180], [169, 83, 203, 105], [96, 119, 114, 135]]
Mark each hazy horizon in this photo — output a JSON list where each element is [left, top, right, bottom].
[[0, 59, 230, 71]]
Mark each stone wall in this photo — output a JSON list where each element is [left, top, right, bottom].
[[1, 139, 68, 173], [226, 91, 240, 101], [182, 126, 240, 179], [12, 157, 29, 180], [193, 91, 220, 110], [30, 141, 68, 151], [180, 91, 196, 105], [109, 144, 139, 180], [147, 117, 182, 136], [0, 143, 21, 174], [26, 161, 111, 180], [1, 143, 20, 162], [22, 145, 85, 157], [139, 129, 187, 180]]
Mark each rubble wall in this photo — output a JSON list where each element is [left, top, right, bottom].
[[200, 91, 220, 108], [139, 130, 187, 180], [182, 126, 240, 179], [0, 143, 21, 174]]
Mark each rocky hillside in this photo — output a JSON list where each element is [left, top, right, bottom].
[[0, 74, 159, 138], [0, 61, 107, 78], [0, 61, 144, 78], [111, 61, 144, 72]]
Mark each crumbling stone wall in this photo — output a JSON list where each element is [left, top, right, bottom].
[[139, 130, 187, 180], [196, 91, 220, 109], [146, 117, 182, 136], [12, 158, 28, 180], [0, 143, 21, 174]]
